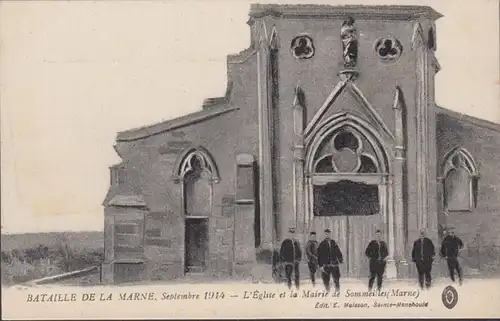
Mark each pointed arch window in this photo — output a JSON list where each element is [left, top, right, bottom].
[[442, 148, 479, 212], [310, 126, 385, 217], [175, 149, 219, 217]]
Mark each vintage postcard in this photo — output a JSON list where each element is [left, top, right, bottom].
[[1, 0, 499, 319]]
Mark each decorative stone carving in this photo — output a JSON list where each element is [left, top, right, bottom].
[[291, 35, 314, 59], [375, 37, 403, 61], [313, 129, 379, 174], [311, 128, 381, 217], [341, 17, 358, 68]]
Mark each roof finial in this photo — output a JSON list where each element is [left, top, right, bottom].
[[293, 85, 305, 108], [269, 25, 279, 51]]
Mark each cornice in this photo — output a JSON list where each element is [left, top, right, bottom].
[[436, 106, 500, 133], [116, 105, 239, 142], [106, 194, 148, 208], [248, 4, 443, 22]]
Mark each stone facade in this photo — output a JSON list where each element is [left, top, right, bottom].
[[102, 4, 500, 283], [436, 108, 500, 249]]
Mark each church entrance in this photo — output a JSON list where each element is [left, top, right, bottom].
[[184, 217, 208, 273], [178, 149, 217, 275], [311, 180, 384, 278], [305, 116, 391, 278]]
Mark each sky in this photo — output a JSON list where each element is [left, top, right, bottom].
[[1, 0, 499, 234]]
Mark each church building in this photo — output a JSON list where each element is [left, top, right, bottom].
[[102, 4, 500, 284]]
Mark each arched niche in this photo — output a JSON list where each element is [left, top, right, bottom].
[[172, 146, 220, 184], [172, 147, 220, 217], [441, 147, 479, 212]]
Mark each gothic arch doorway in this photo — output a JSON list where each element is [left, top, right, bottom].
[[305, 114, 391, 278], [176, 148, 219, 274]]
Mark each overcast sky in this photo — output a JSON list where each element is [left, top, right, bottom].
[[1, 0, 499, 234]]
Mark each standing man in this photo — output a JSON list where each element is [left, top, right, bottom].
[[365, 229, 389, 291], [440, 228, 464, 285], [305, 231, 319, 286], [411, 230, 436, 289], [279, 228, 302, 289], [317, 229, 344, 293]]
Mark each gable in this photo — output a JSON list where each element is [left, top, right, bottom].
[[304, 80, 395, 143]]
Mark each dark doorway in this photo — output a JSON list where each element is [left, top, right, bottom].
[[184, 218, 208, 274]]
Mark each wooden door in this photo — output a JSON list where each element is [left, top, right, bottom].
[[347, 214, 382, 278], [184, 218, 208, 273], [312, 214, 382, 278]]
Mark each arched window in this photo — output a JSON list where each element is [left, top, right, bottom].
[[310, 126, 383, 216], [442, 148, 479, 212], [177, 149, 219, 216]]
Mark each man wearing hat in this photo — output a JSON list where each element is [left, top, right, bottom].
[[305, 231, 319, 286], [317, 229, 344, 293], [440, 228, 464, 285], [279, 227, 302, 289], [411, 230, 436, 289], [365, 229, 389, 291]]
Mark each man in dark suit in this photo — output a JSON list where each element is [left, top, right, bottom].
[[279, 227, 302, 289], [440, 228, 464, 285], [411, 230, 436, 289], [305, 231, 319, 286], [365, 229, 389, 291], [317, 229, 344, 293]]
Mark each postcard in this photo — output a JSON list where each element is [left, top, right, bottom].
[[1, 0, 499, 319]]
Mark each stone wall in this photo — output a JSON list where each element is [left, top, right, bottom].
[[104, 41, 261, 282], [436, 108, 500, 251]]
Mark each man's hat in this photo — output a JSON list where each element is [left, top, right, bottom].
[[324, 229, 331, 233], [310, 231, 316, 235], [375, 229, 381, 233]]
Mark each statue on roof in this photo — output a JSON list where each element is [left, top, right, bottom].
[[341, 17, 358, 68]]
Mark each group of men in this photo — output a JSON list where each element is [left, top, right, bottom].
[[278, 228, 344, 292], [410, 228, 464, 289], [277, 227, 464, 292]]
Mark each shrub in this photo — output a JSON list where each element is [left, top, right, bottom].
[[2, 242, 104, 285]]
